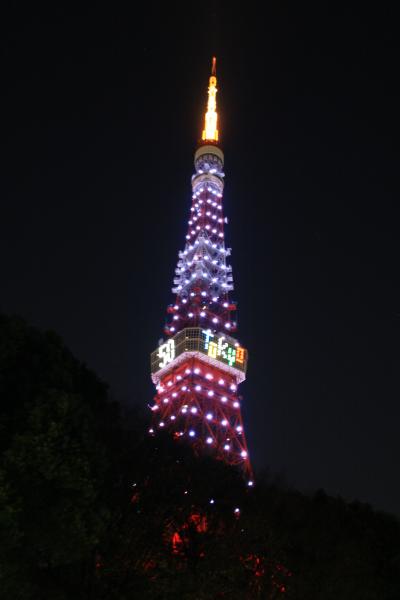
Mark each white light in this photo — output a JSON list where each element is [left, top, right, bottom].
[[221, 396, 227, 403], [212, 296, 218, 302], [172, 392, 178, 398], [201, 291, 207, 296], [182, 298, 187, 304], [200, 311, 206, 317], [248, 481, 254, 487], [240, 450, 247, 458], [206, 437, 213, 444], [170, 326, 175, 332], [205, 373, 213, 380], [234, 507, 240, 514], [189, 430, 196, 437], [190, 407, 197, 414], [194, 368, 201, 374], [176, 375, 182, 381], [167, 381, 173, 387], [209, 498, 215, 503], [185, 368, 191, 374], [181, 386, 187, 391], [223, 303, 228, 308], [150, 405, 159, 411], [218, 379, 225, 385], [159, 422, 165, 427], [208, 390, 214, 397], [233, 402, 240, 408], [221, 419, 228, 426], [188, 312, 193, 317], [206, 413, 213, 420], [225, 323, 231, 328], [170, 415, 176, 420], [195, 385, 202, 391], [148, 428, 154, 433], [173, 315, 179, 320], [230, 384, 237, 391], [174, 305, 179, 310], [224, 444, 230, 451], [212, 317, 218, 323], [181, 407, 187, 413], [163, 398, 169, 404], [236, 425, 243, 432]]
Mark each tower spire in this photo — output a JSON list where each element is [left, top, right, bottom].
[[202, 56, 219, 142]]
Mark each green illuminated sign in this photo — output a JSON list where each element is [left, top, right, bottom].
[[151, 328, 247, 375]]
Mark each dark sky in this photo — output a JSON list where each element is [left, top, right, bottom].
[[1, 5, 399, 514]]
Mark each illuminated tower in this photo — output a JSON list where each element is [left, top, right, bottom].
[[149, 58, 252, 481]]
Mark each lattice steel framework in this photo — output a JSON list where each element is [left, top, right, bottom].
[[149, 59, 253, 480]]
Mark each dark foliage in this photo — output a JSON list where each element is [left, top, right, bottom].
[[1, 315, 399, 599]]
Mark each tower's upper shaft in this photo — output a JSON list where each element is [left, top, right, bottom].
[[202, 57, 219, 142]]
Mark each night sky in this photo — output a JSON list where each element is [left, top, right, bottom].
[[1, 5, 399, 514]]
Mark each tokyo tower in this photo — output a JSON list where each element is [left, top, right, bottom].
[[149, 58, 252, 481]]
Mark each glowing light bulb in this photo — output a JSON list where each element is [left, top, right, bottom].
[[195, 385, 202, 391], [240, 450, 247, 458], [190, 407, 197, 414], [224, 444, 230, 451], [189, 430, 196, 437], [208, 390, 214, 397], [206, 413, 213, 420], [206, 437, 213, 444], [221, 419, 228, 426], [221, 396, 227, 403]]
